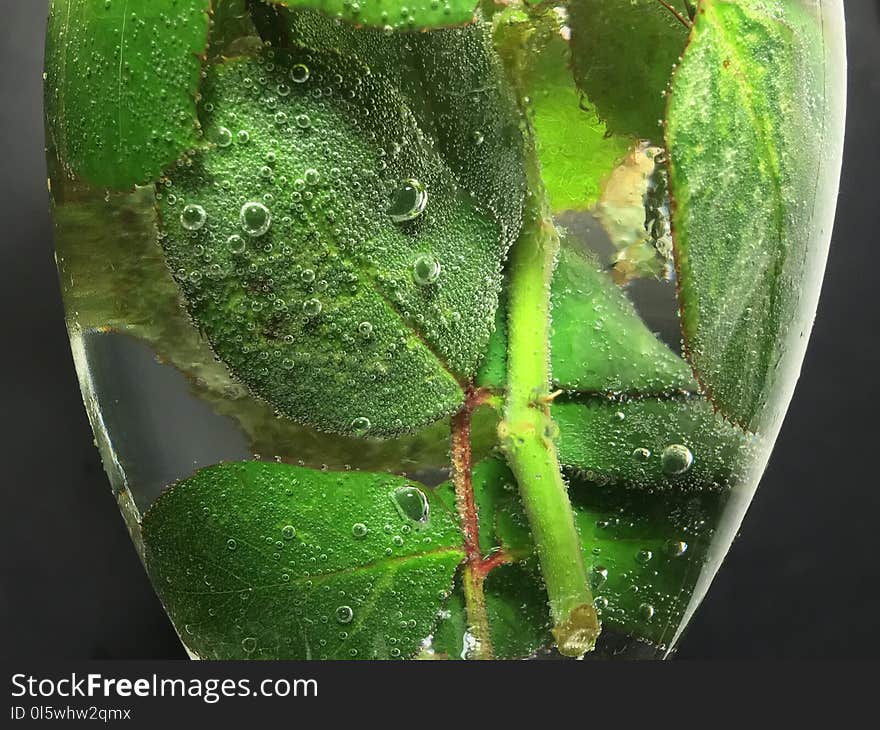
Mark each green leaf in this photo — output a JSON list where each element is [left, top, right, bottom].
[[551, 246, 696, 394], [494, 7, 630, 213], [553, 396, 755, 490], [477, 243, 695, 394], [142, 461, 464, 659], [430, 563, 552, 659], [566, 476, 720, 647], [477, 459, 720, 647], [270, 8, 527, 246], [667, 0, 831, 430], [263, 0, 478, 30], [45, 0, 211, 189], [474, 296, 507, 389], [208, 0, 262, 61], [53, 191, 501, 476], [158, 49, 505, 437], [568, 0, 690, 140]]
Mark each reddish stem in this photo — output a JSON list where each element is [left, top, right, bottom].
[[656, 0, 692, 29], [450, 386, 511, 659], [451, 388, 481, 566]]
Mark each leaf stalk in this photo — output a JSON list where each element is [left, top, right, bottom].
[[499, 151, 600, 658]]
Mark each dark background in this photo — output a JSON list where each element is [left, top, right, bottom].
[[0, 0, 877, 660]]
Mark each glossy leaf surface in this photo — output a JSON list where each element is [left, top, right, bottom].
[[667, 0, 831, 430], [159, 50, 504, 437], [143, 461, 464, 659], [45, 0, 210, 189], [569, 0, 690, 140], [264, 0, 478, 30]]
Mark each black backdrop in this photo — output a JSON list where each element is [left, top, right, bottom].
[[1, 0, 877, 660]]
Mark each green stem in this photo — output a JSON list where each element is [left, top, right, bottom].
[[500, 152, 600, 657]]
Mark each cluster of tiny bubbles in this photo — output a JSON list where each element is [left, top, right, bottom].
[[240, 201, 271, 237], [412, 254, 441, 286], [350, 416, 371, 435], [392, 485, 430, 524], [661, 444, 694, 475], [281, 524, 296, 540], [351, 522, 368, 539], [180, 203, 206, 231], [388, 178, 428, 222], [335, 605, 354, 624]]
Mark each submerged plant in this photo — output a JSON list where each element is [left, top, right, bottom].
[[45, 0, 845, 659]]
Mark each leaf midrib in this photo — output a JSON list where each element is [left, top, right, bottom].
[[166, 544, 465, 597]]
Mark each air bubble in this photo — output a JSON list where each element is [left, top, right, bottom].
[[388, 179, 427, 222], [281, 525, 296, 540], [180, 204, 206, 231], [335, 605, 354, 624], [665, 539, 688, 557], [392, 485, 429, 524], [240, 201, 271, 237], [215, 126, 233, 148], [412, 255, 441, 286], [661, 444, 694, 475], [290, 63, 310, 83], [302, 298, 322, 317], [351, 523, 368, 539], [350, 416, 371, 435], [227, 234, 246, 254]]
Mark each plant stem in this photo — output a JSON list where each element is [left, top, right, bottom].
[[451, 387, 494, 660], [500, 154, 600, 657]]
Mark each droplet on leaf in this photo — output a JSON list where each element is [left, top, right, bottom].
[[180, 204, 206, 231], [388, 178, 427, 222], [240, 201, 271, 237], [661, 444, 694, 475], [412, 254, 441, 286], [392, 485, 429, 524]]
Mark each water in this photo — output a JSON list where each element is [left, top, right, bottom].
[[45, 1, 845, 660]]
